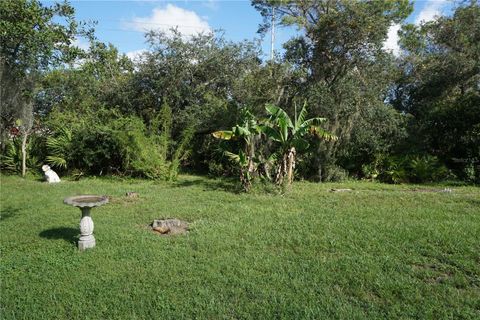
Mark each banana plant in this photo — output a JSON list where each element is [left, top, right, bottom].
[[212, 109, 261, 191], [261, 102, 336, 186]]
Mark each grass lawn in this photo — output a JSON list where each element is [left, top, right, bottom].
[[1, 175, 479, 319]]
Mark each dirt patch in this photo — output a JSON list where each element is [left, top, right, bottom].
[[107, 193, 142, 205], [125, 192, 139, 198], [150, 219, 189, 236], [330, 188, 353, 192], [409, 188, 453, 193], [411, 263, 454, 284], [412, 263, 438, 271]]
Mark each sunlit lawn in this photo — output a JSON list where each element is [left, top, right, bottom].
[[1, 175, 479, 319]]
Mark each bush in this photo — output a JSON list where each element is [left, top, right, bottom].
[[461, 162, 480, 184], [408, 155, 448, 183], [0, 134, 44, 175], [46, 127, 74, 172], [318, 164, 349, 182], [111, 116, 168, 179], [375, 154, 449, 184], [43, 108, 198, 180], [168, 125, 195, 181], [45, 114, 168, 178]]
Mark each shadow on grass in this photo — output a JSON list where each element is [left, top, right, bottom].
[[174, 177, 241, 193], [39, 227, 78, 244], [0, 205, 21, 222]]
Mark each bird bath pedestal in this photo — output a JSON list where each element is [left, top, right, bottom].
[[64, 195, 108, 250]]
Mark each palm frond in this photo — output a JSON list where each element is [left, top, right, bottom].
[[46, 127, 73, 170], [46, 156, 67, 169], [292, 137, 310, 151], [268, 151, 281, 164], [212, 130, 234, 140], [0, 142, 20, 172], [265, 104, 293, 128], [296, 102, 308, 130], [310, 126, 338, 141], [278, 117, 289, 142], [223, 151, 239, 163], [234, 126, 251, 137], [259, 125, 282, 142]]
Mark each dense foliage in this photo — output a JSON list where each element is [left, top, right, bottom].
[[393, 2, 480, 182], [0, 0, 82, 176], [1, 0, 478, 185]]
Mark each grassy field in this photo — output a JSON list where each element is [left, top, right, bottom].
[[1, 175, 479, 319]]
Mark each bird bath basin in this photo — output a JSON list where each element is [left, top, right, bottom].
[[64, 195, 108, 250]]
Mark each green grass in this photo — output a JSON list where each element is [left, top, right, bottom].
[[1, 175, 479, 319]]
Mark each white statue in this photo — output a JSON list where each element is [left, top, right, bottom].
[[42, 164, 61, 183]]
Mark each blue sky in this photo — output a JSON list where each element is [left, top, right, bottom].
[[43, 0, 454, 59]]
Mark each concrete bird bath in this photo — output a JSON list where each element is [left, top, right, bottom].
[[64, 195, 108, 250]]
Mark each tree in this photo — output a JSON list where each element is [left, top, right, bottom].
[[0, 0, 79, 176], [212, 109, 262, 191], [261, 103, 336, 185], [252, 0, 413, 181], [129, 30, 261, 136], [36, 40, 134, 119], [393, 1, 480, 181], [213, 103, 336, 190]]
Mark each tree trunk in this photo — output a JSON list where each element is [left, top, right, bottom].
[[275, 147, 296, 186], [286, 147, 296, 185], [21, 130, 29, 177], [275, 153, 287, 185], [247, 136, 255, 175]]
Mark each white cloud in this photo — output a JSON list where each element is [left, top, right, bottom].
[[125, 49, 148, 61], [125, 4, 211, 37], [415, 0, 448, 24], [383, 24, 402, 56]]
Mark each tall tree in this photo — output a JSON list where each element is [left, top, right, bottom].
[[393, 1, 480, 181], [252, 0, 413, 181], [0, 0, 79, 176], [130, 30, 261, 135]]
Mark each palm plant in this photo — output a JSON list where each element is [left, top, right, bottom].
[[261, 102, 336, 186], [46, 127, 73, 170], [212, 109, 261, 191]]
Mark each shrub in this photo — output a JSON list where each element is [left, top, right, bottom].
[[43, 109, 197, 179], [323, 165, 349, 182], [408, 155, 448, 183], [168, 125, 195, 181], [1, 134, 43, 175], [375, 154, 449, 184], [46, 127, 73, 171], [44, 114, 168, 178], [111, 116, 168, 179]]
